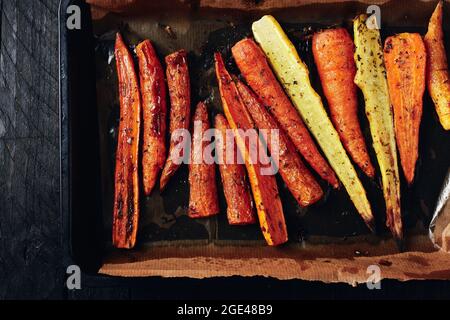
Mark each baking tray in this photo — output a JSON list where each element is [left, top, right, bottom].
[[60, 0, 450, 284]]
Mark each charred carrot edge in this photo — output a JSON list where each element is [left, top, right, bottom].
[[424, 1, 450, 130], [231, 38, 339, 188], [215, 114, 257, 225], [113, 33, 141, 249], [384, 33, 426, 185], [136, 40, 167, 196], [188, 102, 220, 218], [160, 50, 191, 191], [353, 14, 402, 240], [215, 53, 288, 246], [235, 78, 323, 207], [312, 28, 375, 178]]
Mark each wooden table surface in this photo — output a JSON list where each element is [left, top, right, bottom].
[[0, 0, 62, 299], [1, 0, 450, 300]]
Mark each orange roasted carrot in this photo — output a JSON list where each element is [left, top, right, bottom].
[[384, 33, 426, 185], [312, 28, 375, 178], [160, 50, 191, 191], [232, 38, 339, 188], [424, 1, 450, 130], [188, 102, 220, 218], [235, 78, 323, 207], [215, 114, 257, 225], [136, 40, 167, 196], [113, 33, 141, 249], [215, 52, 288, 246]]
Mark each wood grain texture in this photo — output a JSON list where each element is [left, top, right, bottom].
[[0, 0, 62, 299]]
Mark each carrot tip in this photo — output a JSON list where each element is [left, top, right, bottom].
[[159, 179, 168, 192], [365, 219, 376, 234], [395, 237, 405, 252]]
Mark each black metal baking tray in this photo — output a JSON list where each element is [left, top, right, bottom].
[[60, 0, 450, 277], [60, 0, 104, 272]]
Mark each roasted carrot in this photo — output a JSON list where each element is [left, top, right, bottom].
[[252, 16, 374, 232], [235, 78, 323, 207], [188, 102, 220, 218], [312, 28, 375, 178], [232, 38, 339, 188], [215, 114, 256, 225], [424, 1, 450, 130], [384, 33, 426, 185], [215, 52, 288, 246], [136, 40, 167, 196], [113, 33, 141, 249], [160, 50, 191, 191], [353, 14, 402, 241]]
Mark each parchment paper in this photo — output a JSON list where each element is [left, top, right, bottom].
[[88, 0, 450, 283]]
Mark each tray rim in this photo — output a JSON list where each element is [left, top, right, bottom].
[[58, 0, 450, 285]]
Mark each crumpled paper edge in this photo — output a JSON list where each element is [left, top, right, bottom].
[[99, 240, 450, 283], [429, 169, 450, 251]]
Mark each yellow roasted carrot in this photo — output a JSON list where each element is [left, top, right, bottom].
[[353, 14, 402, 240], [424, 1, 450, 130]]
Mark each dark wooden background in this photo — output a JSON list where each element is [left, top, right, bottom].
[[0, 0, 63, 299], [1, 0, 450, 300]]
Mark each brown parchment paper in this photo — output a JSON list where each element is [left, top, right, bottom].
[[90, 0, 450, 283], [87, 0, 446, 23], [100, 238, 450, 284]]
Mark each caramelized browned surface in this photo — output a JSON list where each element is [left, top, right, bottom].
[[160, 50, 191, 191], [136, 40, 167, 196], [424, 1, 450, 130], [384, 33, 426, 184], [188, 102, 220, 218], [236, 79, 323, 207], [113, 33, 141, 249], [215, 52, 287, 246], [215, 114, 256, 225]]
